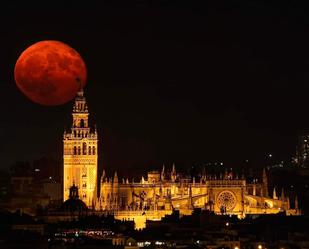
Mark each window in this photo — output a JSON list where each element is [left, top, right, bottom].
[[82, 167, 87, 178], [80, 119, 84, 128], [88, 146, 91, 155], [73, 146, 77, 155], [78, 146, 81, 155], [92, 146, 96, 155], [82, 142, 87, 155]]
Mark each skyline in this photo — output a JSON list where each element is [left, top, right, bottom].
[[1, 1, 309, 172]]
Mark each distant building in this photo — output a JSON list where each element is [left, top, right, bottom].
[[7, 175, 50, 214], [4, 171, 62, 214], [293, 134, 309, 168], [42, 178, 62, 203]]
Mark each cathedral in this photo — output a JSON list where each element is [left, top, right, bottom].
[[63, 90, 300, 229]]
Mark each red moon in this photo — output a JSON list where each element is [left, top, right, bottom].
[[14, 40, 87, 106]]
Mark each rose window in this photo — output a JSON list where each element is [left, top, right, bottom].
[[217, 191, 237, 211]]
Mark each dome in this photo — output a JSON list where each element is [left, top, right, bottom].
[[60, 184, 88, 213], [60, 198, 87, 212]]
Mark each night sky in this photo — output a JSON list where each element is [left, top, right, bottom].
[[1, 1, 309, 176]]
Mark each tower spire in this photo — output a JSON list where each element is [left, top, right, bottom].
[[262, 168, 269, 197], [281, 187, 285, 200], [171, 163, 177, 182], [73, 78, 88, 114], [101, 170, 106, 183], [273, 187, 278, 200], [161, 164, 165, 181], [172, 163, 176, 174], [113, 171, 118, 183]]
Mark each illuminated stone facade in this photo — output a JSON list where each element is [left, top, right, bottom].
[[98, 167, 300, 223], [63, 92, 300, 229], [63, 89, 98, 207]]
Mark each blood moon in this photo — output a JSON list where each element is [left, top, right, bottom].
[[14, 40, 87, 106]]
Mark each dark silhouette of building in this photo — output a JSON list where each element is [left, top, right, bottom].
[[60, 184, 88, 215]]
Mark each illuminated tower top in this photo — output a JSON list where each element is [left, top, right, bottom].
[[73, 88, 88, 113], [64, 87, 97, 141]]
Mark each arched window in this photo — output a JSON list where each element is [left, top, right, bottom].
[[73, 146, 77, 155], [82, 142, 87, 155], [80, 119, 84, 128], [92, 146, 96, 155], [74, 131, 77, 137], [88, 146, 91, 155], [78, 131, 80, 138], [78, 146, 81, 155]]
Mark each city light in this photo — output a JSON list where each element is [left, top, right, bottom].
[[155, 241, 164, 245]]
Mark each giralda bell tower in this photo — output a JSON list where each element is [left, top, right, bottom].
[[63, 87, 98, 207]]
